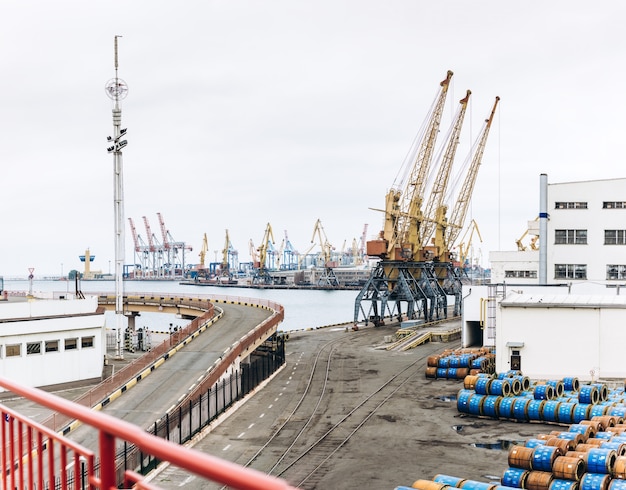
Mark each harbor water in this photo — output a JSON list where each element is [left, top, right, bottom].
[[4, 279, 359, 332]]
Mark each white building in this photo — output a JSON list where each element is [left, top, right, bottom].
[[0, 295, 105, 389], [463, 175, 626, 380]]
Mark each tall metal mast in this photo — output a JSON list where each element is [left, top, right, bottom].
[[105, 36, 129, 360]]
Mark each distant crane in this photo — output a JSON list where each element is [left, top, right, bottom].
[[309, 219, 339, 287], [128, 217, 149, 278], [252, 223, 275, 285], [457, 219, 483, 268], [157, 212, 192, 277]]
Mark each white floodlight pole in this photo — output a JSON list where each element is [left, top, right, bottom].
[[105, 36, 129, 360]]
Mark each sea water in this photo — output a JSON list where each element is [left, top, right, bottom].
[[4, 279, 359, 332]]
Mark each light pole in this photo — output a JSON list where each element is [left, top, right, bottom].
[[105, 35, 129, 360]]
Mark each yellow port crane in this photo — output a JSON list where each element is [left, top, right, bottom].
[[421, 90, 472, 258], [252, 223, 275, 285], [370, 70, 453, 262], [356, 71, 499, 327], [442, 96, 500, 259], [457, 219, 483, 268]]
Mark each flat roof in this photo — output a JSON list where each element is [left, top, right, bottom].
[[500, 293, 626, 308]]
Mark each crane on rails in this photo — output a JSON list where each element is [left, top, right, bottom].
[[310, 218, 339, 287], [128, 217, 149, 278], [252, 223, 275, 285], [356, 71, 456, 326], [157, 212, 192, 277], [354, 71, 499, 327]]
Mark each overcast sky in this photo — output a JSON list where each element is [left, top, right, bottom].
[[1, 1, 625, 278]]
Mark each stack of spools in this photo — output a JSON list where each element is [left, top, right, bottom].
[[500, 415, 626, 490], [458, 374, 626, 425], [425, 348, 495, 380]]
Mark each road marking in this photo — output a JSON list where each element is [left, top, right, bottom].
[[179, 475, 194, 486], [223, 444, 231, 451], [237, 432, 245, 438], [259, 413, 265, 418], [274, 398, 279, 402], [248, 423, 255, 429], [268, 404, 273, 409]]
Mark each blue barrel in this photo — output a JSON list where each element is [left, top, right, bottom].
[[589, 404, 609, 418], [563, 377, 580, 392], [532, 445, 560, 472], [534, 384, 554, 401], [547, 380, 565, 397], [438, 356, 450, 368], [513, 398, 531, 421], [457, 390, 474, 413], [557, 402, 576, 424], [461, 480, 496, 490], [609, 480, 626, 490], [580, 473, 610, 490], [527, 400, 545, 421], [509, 378, 522, 396], [495, 486, 521, 490], [498, 397, 516, 419], [525, 438, 547, 448], [482, 396, 501, 418], [600, 441, 626, 456], [592, 383, 608, 402], [434, 474, 466, 487], [608, 406, 626, 418], [469, 394, 485, 416], [490, 379, 512, 397], [569, 423, 592, 439], [579, 385, 599, 404], [573, 404, 591, 423], [594, 432, 613, 440], [449, 356, 461, 368], [586, 448, 617, 474], [502, 467, 529, 488], [476, 377, 492, 395], [550, 480, 580, 490], [557, 431, 581, 442], [512, 375, 531, 392], [542, 401, 561, 423], [448, 368, 458, 379]]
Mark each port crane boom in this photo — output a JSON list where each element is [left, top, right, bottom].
[[444, 96, 500, 254], [421, 90, 471, 257], [381, 70, 453, 261]]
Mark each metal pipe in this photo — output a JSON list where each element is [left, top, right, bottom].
[[539, 173, 548, 284]]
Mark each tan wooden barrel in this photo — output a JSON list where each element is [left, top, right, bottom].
[[412, 480, 450, 490], [552, 456, 585, 481], [526, 471, 554, 490], [509, 445, 534, 470]]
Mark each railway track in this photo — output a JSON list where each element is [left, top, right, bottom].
[[240, 331, 432, 489]]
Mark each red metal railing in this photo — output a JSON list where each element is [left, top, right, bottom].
[[0, 376, 298, 489], [0, 292, 296, 489]]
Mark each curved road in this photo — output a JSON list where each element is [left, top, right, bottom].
[[67, 303, 272, 452]]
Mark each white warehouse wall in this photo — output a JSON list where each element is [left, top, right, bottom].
[[0, 296, 105, 389]]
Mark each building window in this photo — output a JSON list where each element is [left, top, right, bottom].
[[65, 338, 78, 350], [603, 202, 626, 209], [505, 270, 538, 278], [555, 202, 588, 209], [45, 340, 59, 353], [27, 342, 41, 355], [606, 265, 626, 280], [6, 344, 21, 357], [604, 230, 626, 245], [555, 264, 587, 280], [81, 336, 94, 348], [555, 229, 587, 244]]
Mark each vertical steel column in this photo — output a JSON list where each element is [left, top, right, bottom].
[[539, 173, 548, 284]]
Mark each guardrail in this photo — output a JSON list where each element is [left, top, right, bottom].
[[0, 292, 294, 489]]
